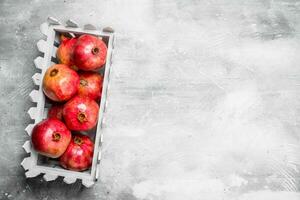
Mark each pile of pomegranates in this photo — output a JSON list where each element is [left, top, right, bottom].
[[31, 33, 107, 172]]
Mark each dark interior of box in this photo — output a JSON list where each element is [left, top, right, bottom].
[[37, 29, 110, 174]]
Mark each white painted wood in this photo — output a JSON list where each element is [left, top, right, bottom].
[[101, 117, 105, 128], [25, 169, 40, 178], [97, 151, 102, 161], [29, 90, 39, 103], [22, 141, 31, 153], [52, 46, 58, 58], [63, 177, 77, 184], [37, 166, 92, 179], [27, 107, 37, 120], [103, 26, 114, 33], [43, 173, 58, 181], [47, 17, 61, 25], [34, 57, 43, 70], [32, 73, 41, 85], [21, 157, 33, 170], [37, 40, 47, 53], [25, 124, 34, 136], [100, 134, 103, 143], [95, 166, 100, 180], [34, 20, 55, 125], [84, 24, 96, 30], [43, 108, 48, 119], [105, 101, 109, 111], [66, 19, 79, 28], [90, 33, 114, 180], [69, 33, 76, 38], [112, 35, 116, 48], [82, 179, 94, 187], [40, 22, 48, 36], [54, 27, 112, 37], [109, 50, 113, 64]]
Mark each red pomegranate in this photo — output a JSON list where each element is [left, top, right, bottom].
[[78, 71, 103, 101], [31, 118, 71, 158], [48, 105, 64, 121], [43, 64, 79, 102], [73, 34, 107, 71], [56, 37, 77, 70], [63, 96, 99, 131], [59, 134, 94, 171]]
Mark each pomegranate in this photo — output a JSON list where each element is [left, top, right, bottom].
[[31, 118, 71, 158], [59, 134, 94, 171], [48, 104, 64, 121], [78, 71, 103, 101], [56, 37, 77, 70], [43, 64, 79, 102], [63, 96, 99, 131], [73, 34, 107, 71]]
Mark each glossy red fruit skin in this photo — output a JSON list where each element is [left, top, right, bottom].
[[48, 105, 64, 121], [43, 64, 80, 102], [78, 72, 103, 101], [57, 38, 77, 70], [73, 34, 107, 71], [59, 134, 94, 171], [31, 118, 71, 158], [63, 96, 99, 131]]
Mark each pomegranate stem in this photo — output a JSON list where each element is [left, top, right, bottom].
[[74, 136, 83, 145], [92, 47, 99, 55], [77, 112, 87, 123], [80, 79, 88, 86], [52, 132, 61, 141], [50, 69, 58, 77]]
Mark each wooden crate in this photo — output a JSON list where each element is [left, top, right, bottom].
[[21, 17, 115, 187]]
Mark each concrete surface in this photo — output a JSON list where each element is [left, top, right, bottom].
[[1, 0, 300, 199]]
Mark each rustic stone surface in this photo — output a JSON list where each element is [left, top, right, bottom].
[[0, 0, 300, 199]]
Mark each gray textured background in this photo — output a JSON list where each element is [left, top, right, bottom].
[[1, 0, 300, 199]]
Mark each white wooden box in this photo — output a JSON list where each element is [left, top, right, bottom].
[[21, 18, 115, 187]]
